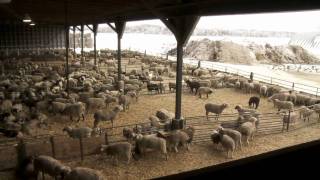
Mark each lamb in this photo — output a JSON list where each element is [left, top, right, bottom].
[[101, 142, 132, 164], [204, 103, 228, 120], [259, 85, 268, 97], [33, 155, 71, 180], [64, 167, 105, 180], [273, 99, 294, 111], [62, 102, 86, 122], [134, 134, 168, 160], [239, 117, 258, 145], [169, 82, 176, 92], [149, 115, 162, 128], [197, 87, 214, 98], [299, 106, 314, 122], [118, 93, 136, 111], [123, 127, 135, 141], [162, 130, 190, 152], [217, 126, 242, 150], [93, 105, 123, 128], [63, 126, 93, 139], [211, 130, 235, 158], [248, 96, 260, 109]]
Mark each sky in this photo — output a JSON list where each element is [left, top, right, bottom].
[[118, 10, 320, 33]]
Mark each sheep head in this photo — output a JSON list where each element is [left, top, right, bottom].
[[234, 105, 241, 110], [62, 126, 72, 133]]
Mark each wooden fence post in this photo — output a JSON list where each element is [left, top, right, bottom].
[[287, 110, 291, 131], [271, 77, 273, 84], [50, 136, 56, 158], [104, 133, 109, 145], [79, 137, 84, 161], [316, 88, 318, 97], [17, 139, 27, 165], [292, 83, 295, 90]]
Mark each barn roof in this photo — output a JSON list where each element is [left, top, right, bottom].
[[1, 0, 320, 25]]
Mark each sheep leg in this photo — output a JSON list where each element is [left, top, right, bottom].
[[82, 114, 85, 121], [239, 140, 243, 150], [174, 143, 179, 153], [206, 111, 209, 120], [207, 94, 209, 98]]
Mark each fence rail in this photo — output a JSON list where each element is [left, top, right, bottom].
[[170, 57, 320, 96]]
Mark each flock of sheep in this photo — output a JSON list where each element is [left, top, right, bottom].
[[2, 50, 320, 179]]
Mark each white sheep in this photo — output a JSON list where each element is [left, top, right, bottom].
[[156, 108, 174, 122], [163, 130, 190, 152], [93, 105, 123, 128], [197, 87, 214, 98], [85, 98, 107, 113], [101, 142, 132, 164], [273, 99, 294, 111], [63, 126, 92, 139], [234, 105, 259, 118], [33, 155, 71, 180], [118, 93, 136, 111], [259, 85, 268, 97], [211, 130, 235, 158], [217, 126, 242, 150], [64, 167, 104, 180], [239, 117, 258, 145], [134, 134, 168, 160], [299, 106, 314, 122], [204, 103, 228, 120]]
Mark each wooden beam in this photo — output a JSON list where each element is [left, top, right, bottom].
[[106, 22, 116, 32], [161, 16, 200, 127], [86, 24, 93, 32]]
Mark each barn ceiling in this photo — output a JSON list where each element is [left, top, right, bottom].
[[1, 0, 320, 25]]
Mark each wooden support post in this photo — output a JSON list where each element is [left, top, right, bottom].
[[65, 25, 70, 95], [79, 137, 84, 161], [292, 82, 295, 90], [104, 133, 109, 145], [73, 26, 76, 58], [107, 20, 126, 89], [50, 136, 56, 158], [81, 24, 84, 58], [161, 16, 200, 129], [287, 110, 291, 131], [93, 24, 98, 66], [64, 1, 70, 95], [17, 139, 27, 166]]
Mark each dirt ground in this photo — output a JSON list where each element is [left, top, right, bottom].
[[1, 87, 320, 179], [2, 123, 320, 180], [27, 87, 278, 137]]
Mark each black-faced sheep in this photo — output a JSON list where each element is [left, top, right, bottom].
[[211, 130, 235, 158], [217, 126, 242, 150], [248, 96, 260, 109]]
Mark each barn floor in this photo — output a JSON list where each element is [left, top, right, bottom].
[[1, 87, 320, 179], [28, 88, 278, 137]]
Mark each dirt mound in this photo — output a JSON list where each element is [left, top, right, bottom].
[[169, 39, 320, 64]]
